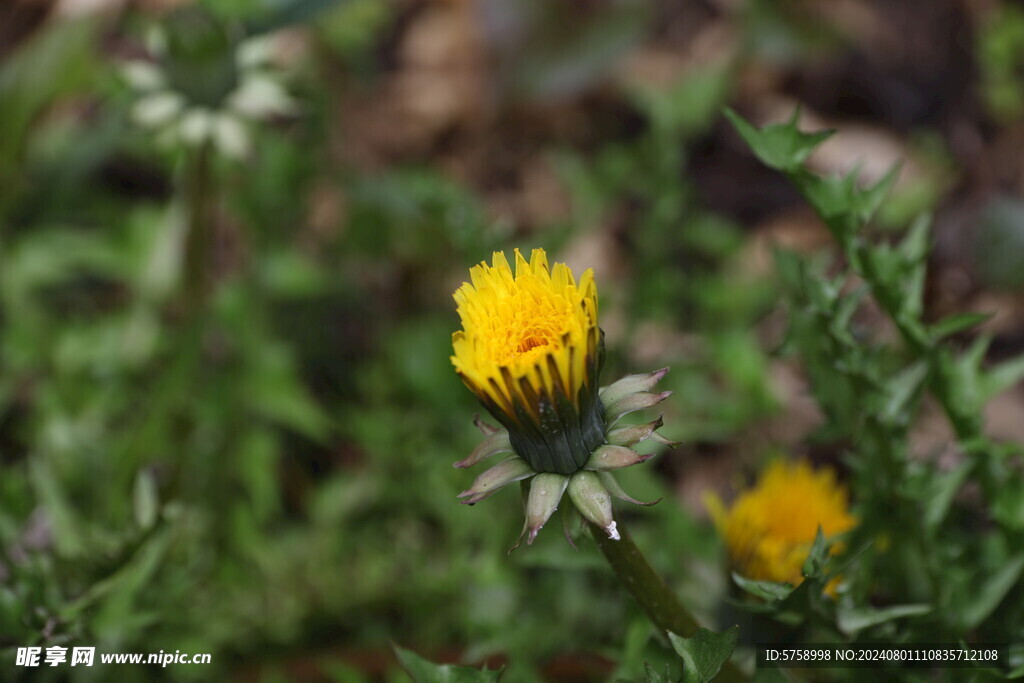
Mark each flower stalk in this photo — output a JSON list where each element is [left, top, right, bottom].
[[589, 522, 747, 683], [183, 143, 214, 311]]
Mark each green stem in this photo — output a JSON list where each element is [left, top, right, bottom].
[[589, 523, 747, 682], [183, 144, 213, 312]]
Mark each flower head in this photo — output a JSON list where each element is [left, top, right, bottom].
[[707, 460, 856, 589], [452, 248, 604, 474], [122, 7, 296, 159], [451, 248, 677, 546]]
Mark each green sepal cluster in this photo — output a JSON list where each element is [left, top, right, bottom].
[[455, 367, 677, 547]]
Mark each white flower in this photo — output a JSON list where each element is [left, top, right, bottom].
[[179, 108, 214, 145], [122, 24, 296, 160], [132, 92, 185, 128], [228, 74, 296, 119], [121, 61, 165, 91]]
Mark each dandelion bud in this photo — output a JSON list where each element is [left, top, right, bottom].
[[451, 249, 677, 545]]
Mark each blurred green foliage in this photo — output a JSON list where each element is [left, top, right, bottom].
[[727, 110, 1024, 682], [978, 4, 1024, 123], [1, 1, 1022, 682], [0, 4, 741, 681]]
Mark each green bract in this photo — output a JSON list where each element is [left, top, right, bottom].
[[456, 368, 676, 547]]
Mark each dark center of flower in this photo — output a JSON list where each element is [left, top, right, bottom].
[[518, 334, 549, 353]]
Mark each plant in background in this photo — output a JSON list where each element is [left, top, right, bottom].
[[555, 64, 778, 446], [451, 248, 674, 544], [122, 6, 295, 158], [725, 109, 1024, 678], [706, 460, 856, 594], [977, 3, 1024, 123]]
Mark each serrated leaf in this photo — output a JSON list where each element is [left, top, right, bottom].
[[899, 214, 932, 264], [792, 170, 857, 224], [724, 108, 833, 172], [960, 554, 1024, 631], [893, 215, 932, 317], [830, 284, 868, 332], [393, 644, 504, 683], [836, 603, 931, 636], [801, 527, 829, 579], [881, 360, 928, 424], [669, 626, 739, 683], [924, 460, 973, 531], [936, 345, 986, 430], [856, 166, 901, 225], [982, 354, 1024, 401], [931, 313, 994, 341], [791, 165, 899, 242], [732, 572, 794, 602]]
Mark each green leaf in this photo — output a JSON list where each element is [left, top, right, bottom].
[[0, 18, 99, 192], [836, 603, 931, 636], [62, 528, 172, 622], [724, 107, 833, 172], [981, 353, 1024, 401], [924, 460, 973, 531], [392, 645, 504, 683], [830, 284, 868, 333], [881, 360, 928, 425], [898, 215, 932, 318], [801, 527, 829, 579], [931, 312, 994, 341], [961, 554, 1024, 630], [790, 164, 899, 241], [244, 345, 332, 440], [612, 618, 658, 682], [668, 626, 739, 683], [632, 65, 730, 137], [935, 342, 988, 432], [641, 662, 677, 683], [992, 474, 1024, 530], [753, 668, 795, 682], [732, 572, 794, 602], [772, 247, 804, 291], [854, 166, 902, 226], [28, 459, 84, 557], [899, 214, 932, 265]]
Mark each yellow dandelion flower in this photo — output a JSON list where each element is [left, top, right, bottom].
[[707, 460, 856, 589], [451, 248, 677, 546], [451, 248, 605, 475]]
